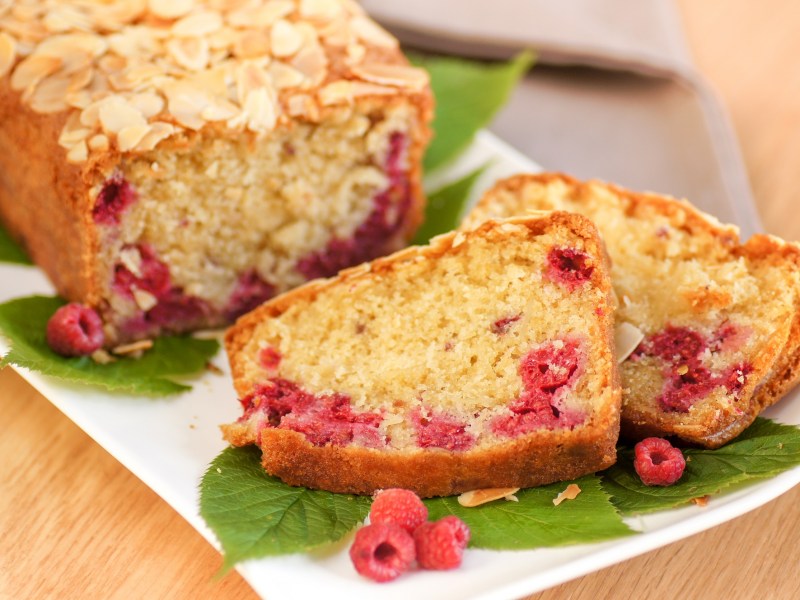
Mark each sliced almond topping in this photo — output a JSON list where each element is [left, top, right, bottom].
[[270, 19, 302, 58], [299, 0, 342, 22], [553, 483, 582, 506], [286, 93, 319, 119], [36, 33, 108, 60], [268, 61, 305, 89], [167, 36, 210, 71], [350, 15, 398, 48], [148, 0, 194, 20], [66, 140, 88, 164], [345, 42, 365, 66], [615, 322, 645, 364], [0, 32, 17, 78], [235, 60, 270, 104], [128, 91, 165, 118], [691, 495, 710, 507], [458, 487, 521, 508], [118, 124, 153, 151], [451, 231, 467, 248], [290, 44, 327, 85], [131, 288, 158, 312], [351, 63, 429, 90], [88, 133, 110, 152], [240, 88, 277, 132], [10, 55, 61, 92], [111, 339, 154, 356], [233, 30, 270, 58], [317, 80, 396, 105], [227, 1, 294, 29], [119, 246, 143, 276], [58, 113, 92, 148], [98, 96, 148, 134], [68, 67, 93, 92], [30, 74, 71, 113], [200, 97, 239, 121], [135, 121, 176, 151], [172, 11, 223, 38]]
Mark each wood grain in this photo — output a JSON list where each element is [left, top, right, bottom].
[[2, 1, 800, 599]]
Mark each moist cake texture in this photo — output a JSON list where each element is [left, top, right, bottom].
[[464, 173, 800, 447], [0, 0, 432, 344], [223, 213, 621, 497]]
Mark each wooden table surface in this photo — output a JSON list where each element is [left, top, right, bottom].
[[3, 1, 800, 598]]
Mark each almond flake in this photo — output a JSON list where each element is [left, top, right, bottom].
[[268, 61, 305, 89], [233, 30, 270, 58], [172, 11, 223, 37], [131, 288, 158, 311], [129, 92, 165, 118], [88, 134, 110, 152], [36, 33, 108, 60], [167, 36, 210, 71], [270, 19, 302, 58], [290, 44, 327, 85], [111, 339, 154, 356], [10, 55, 61, 92], [0, 32, 17, 78], [98, 96, 147, 134], [135, 121, 176, 151], [286, 93, 318, 119], [318, 80, 397, 105], [90, 349, 116, 365], [241, 88, 277, 132], [43, 6, 94, 33], [458, 487, 521, 508], [691, 495, 710, 507], [350, 16, 398, 48], [66, 140, 88, 163], [235, 61, 270, 104], [58, 114, 92, 148], [300, 0, 342, 22], [29, 74, 72, 113], [118, 124, 152, 151], [553, 483, 581, 506], [148, 0, 194, 20], [227, 1, 294, 28], [65, 89, 93, 109], [615, 322, 645, 364], [451, 231, 466, 248], [200, 98, 239, 121], [352, 63, 429, 90]]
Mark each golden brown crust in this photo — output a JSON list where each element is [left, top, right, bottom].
[[224, 213, 621, 496], [469, 172, 800, 449]]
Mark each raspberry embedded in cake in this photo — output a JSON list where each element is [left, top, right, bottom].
[[93, 175, 138, 226], [412, 407, 475, 451], [545, 246, 594, 290]]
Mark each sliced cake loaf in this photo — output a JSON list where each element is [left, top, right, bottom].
[[0, 0, 432, 346], [464, 173, 800, 448], [223, 213, 621, 497]]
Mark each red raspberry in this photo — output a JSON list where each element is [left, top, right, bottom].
[[369, 488, 428, 534], [349, 523, 415, 583], [46, 303, 105, 357], [413, 516, 471, 570], [634, 437, 686, 486]]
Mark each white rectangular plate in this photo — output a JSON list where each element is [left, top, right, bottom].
[[2, 130, 799, 599]]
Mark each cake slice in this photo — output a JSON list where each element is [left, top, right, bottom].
[[223, 213, 620, 497], [0, 0, 431, 346], [463, 173, 800, 448]]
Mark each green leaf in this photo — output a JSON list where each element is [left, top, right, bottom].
[[200, 445, 372, 570], [412, 50, 535, 173], [0, 221, 32, 265], [0, 295, 219, 395], [413, 165, 487, 245], [602, 418, 800, 515], [425, 475, 633, 549]]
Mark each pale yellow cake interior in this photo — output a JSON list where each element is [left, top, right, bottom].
[[465, 177, 797, 438], [234, 221, 615, 450]]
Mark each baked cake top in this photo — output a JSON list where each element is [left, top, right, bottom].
[[0, 0, 429, 163]]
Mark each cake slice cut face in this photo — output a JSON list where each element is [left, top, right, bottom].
[[223, 213, 621, 497], [464, 173, 800, 448], [0, 0, 432, 346]]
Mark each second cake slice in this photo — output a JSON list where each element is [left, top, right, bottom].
[[223, 213, 620, 497]]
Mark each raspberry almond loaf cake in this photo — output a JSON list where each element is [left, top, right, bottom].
[[0, 0, 431, 346], [463, 173, 800, 448], [223, 213, 621, 497]]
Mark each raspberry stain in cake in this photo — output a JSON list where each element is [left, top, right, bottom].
[[411, 407, 475, 451], [224, 269, 276, 320], [297, 132, 412, 280], [631, 323, 753, 413], [240, 378, 385, 448], [492, 337, 587, 437], [491, 313, 522, 335], [113, 243, 210, 335], [545, 246, 594, 290], [258, 346, 282, 371], [93, 174, 138, 225]]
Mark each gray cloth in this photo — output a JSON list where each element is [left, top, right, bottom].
[[362, 0, 761, 238]]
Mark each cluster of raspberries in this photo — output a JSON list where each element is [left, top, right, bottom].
[[349, 488, 470, 583]]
